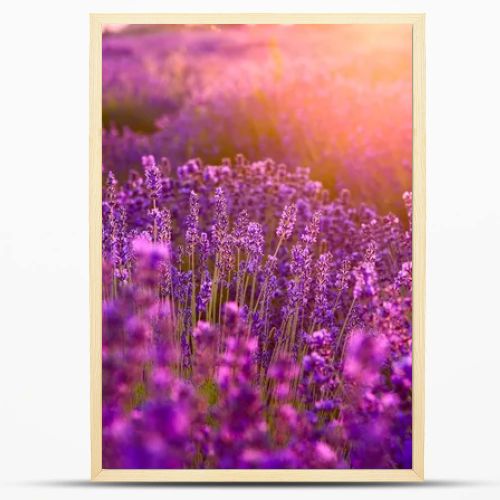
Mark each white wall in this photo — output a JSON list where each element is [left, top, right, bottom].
[[1, 1, 499, 499]]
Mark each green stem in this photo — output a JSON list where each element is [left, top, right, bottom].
[[190, 250, 197, 330], [249, 273, 257, 312], [272, 235, 285, 258], [208, 254, 219, 323], [235, 249, 241, 302], [336, 297, 356, 362], [152, 198, 157, 242]]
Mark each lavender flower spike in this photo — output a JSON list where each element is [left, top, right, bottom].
[[143, 154, 162, 201], [276, 203, 297, 241], [301, 210, 321, 247], [245, 222, 264, 273], [213, 187, 229, 251], [186, 191, 200, 252]]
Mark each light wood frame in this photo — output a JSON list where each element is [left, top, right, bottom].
[[90, 13, 425, 482]]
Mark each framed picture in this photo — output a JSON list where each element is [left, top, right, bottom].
[[90, 13, 425, 482]]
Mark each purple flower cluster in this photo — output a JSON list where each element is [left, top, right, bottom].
[[102, 153, 413, 469]]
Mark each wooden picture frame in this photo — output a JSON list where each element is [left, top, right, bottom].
[[90, 13, 425, 482]]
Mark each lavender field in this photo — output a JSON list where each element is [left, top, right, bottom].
[[102, 24, 413, 469]]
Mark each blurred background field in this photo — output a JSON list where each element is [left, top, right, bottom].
[[103, 24, 412, 217]]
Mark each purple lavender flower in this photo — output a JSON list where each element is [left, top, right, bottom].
[[132, 236, 169, 288], [301, 210, 321, 247], [232, 209, 250, 249], [245, 222, 264, 273], [197, 271, 212, 316], [197, 232, 210, 269], [111, 204, 131, 283], [313, 252, 333, 327], [105, 171, 118, 207], [143, 155, 162, 201], [335, 259, 351, 291], [343, 330, 389, 386], [353, 261, 378, 300], [212, 187, 229, 251], [276, 203, 297, 241], [157, 208, 172, 244], [185, 191, 200, 252]]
